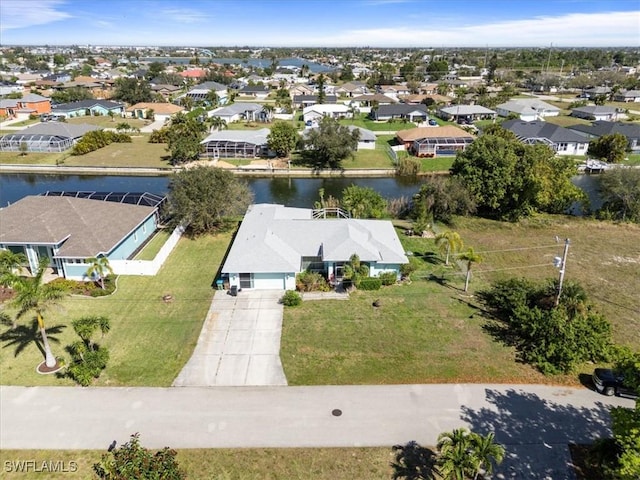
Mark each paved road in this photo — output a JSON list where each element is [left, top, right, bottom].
[[1, 384, 633, 478]]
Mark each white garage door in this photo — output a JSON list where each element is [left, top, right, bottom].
[[252, 272, 286, 290]]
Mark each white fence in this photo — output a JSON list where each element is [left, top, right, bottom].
[[110, 225, 185, 276]]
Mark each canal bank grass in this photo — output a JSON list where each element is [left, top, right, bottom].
[[0, 233, 230, 386], [281, 215, 640, 386], [0, 448, 394, 479], [66, 116, 148, 130]]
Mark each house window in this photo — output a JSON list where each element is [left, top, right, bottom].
[[239, 273, 253, 289], [557, 143, 568, 151], [142, 224, 146, 234], [133, 232, 138, 242]]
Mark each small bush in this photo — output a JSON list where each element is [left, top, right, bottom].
[[281, 290, 302, 307], [400, 261, 418, 278], [71, 130, 132, 155], [397, 157, 421, 176], [67, 348, 109, 386], [359, 277, 382, 290], [379, 271, 398, 286], [296, 271, 330, 292]]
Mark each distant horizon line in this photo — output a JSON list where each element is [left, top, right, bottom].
[[1, 44, 637, 50]]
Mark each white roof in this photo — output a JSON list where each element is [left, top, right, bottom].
[[209, 103, 264, 117], [200, 128, 270, 145], [302, 104, 350, 115], [440, 105, 496, 115], [496, 99, 560, 114], [222, 204, 408, 273]]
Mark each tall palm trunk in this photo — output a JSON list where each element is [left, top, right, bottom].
[[37, 313, 56, 368], [464, 269, 471, 292]]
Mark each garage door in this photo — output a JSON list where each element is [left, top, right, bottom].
[[252, 272, 286, 290]]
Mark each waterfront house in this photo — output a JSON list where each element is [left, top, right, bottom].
[[0, 123, 101, 153], [200, 128, 270, 158], [567, 120, 640, 152], [207, 102, 267, 124], [495, 99, 560, 121], [221, 204, 408, 291], [501, 119, 589, 155], [396, 126, 474, 157], [570, 106, 619, 122]]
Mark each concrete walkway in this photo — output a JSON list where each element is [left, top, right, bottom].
[[173, 290, 287, 387], [1, 384, 633, 478]]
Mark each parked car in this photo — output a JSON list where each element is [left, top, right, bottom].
[[428, 119, 438, 126], [592, 368, 639, 398]]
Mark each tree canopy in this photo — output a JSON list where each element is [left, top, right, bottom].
[[598, 168, 640, 222], [341, 185, 387, 219], [164, 113, 208, 165], [301, 116, 360, 169], [267, 121, 300, 158], [112, 77, 153, 104], [587, 133, 629, 163], [167, 166, 253, 236], [450, 130, 584, 220]]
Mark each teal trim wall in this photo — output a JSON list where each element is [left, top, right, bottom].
[[107, 214, 157, 260]]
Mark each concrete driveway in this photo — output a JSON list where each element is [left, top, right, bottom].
[[173, 290, 287, 387]]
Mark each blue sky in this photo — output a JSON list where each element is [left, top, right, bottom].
[[1, 0, 639, 47]]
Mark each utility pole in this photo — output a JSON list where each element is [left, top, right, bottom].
[[554, 238, 570, 306]]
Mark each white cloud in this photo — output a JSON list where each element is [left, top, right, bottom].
[[298, 11, 640, 47], [0, 0, 72, 31], [160, 8, 209, 24]]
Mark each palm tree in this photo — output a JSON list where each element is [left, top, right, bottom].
[[262, 104, 275, 122], [0, 249, 27, 286], [86, 256, 114, 290], [10, 257, 69, 370], [206, 115, 227, 132], [469, 432, 505, 480], [458, 247, 483, 293], [434, 231, 464, 266], [437, 429, 475, 480], [343, 253, 369, 289]]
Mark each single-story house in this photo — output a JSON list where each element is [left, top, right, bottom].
[[349, 93, 397, 108], [151, 83, 182, 99], [288, 84, 314, 98], [567, 121, 640, 152], [221, 204, 409, 291], [303, 125, 376, 150], [51, 99, 125, 118], [185, 81, 229, 104], [372, 104, 429, 122], [292, 95, 337, 108], [0, 81, 24, 96], [582, 86, 611, 99], [208, 102, 268, 123], [495, 99, 560, 121], [396, 126, 474, 157], [302, 104, 351, 124], [438, 105, 497, 122], [0, 193, 161, 280], [200, 128, 270, 158], [378, 84, 411, 100], [501, 119, 589, 156], [126, 102, 184, 122], [0, 123, 101, 152], [612, 90, 640, 103], [334, 81, 368, 97], [570, 106, 619, 122], [238, 84, 270, 99]]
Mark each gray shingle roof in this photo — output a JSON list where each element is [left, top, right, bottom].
[[375, 104, 428, 116], [222, 204, 408, 274], [571, 106, 617, 115], [502, 120, 588, 143], [0, 196, 156, 258], [496, 99, 560, 114], [52, 100, 124, 112], [567, 120, 640, 139], [209, 103, 264, 116], [11, 123, 101, 138]]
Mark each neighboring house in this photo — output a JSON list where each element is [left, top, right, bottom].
[[0, 193, 162, 280], [613, 90, 640, 103], [0, 123, 101, 152], [292, 95, 337, 108], [179, 68, 207, 81], [501, 119, 589, 156], [396, 126, 474, 157], [378, 84, 411, 100], [200, 128, 270, 158], [334, 81, 368, 97], [582, 86, 611, 98], [238, 84, 270, 99], [0, 81, 24, 96], [288, 84, 314, 98], [221, 204, 409, 291], [303, 125, 376, 150], [349, 93, 396, 108], [567, 120, 640, 152], [185, 81, 229, 104], [495, 99, 560, 121], [126, 102, 184, 122], [207, 102, 267, 123], [438, 105, 497, 122], [42, 72, 72, 83], [151, 83, 182, 100], [372, 104, 429, 122], [0, 93, 51, 119], [570, 106, 619, 122], [51, 99, 125, 118], [302, 104, 351, 124]]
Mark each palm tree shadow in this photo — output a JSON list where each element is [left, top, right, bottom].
[[0, 317, 66, 359], [390, 440, 439, 480]]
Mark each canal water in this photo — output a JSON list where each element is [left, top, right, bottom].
[[0, 173, 603, 212]]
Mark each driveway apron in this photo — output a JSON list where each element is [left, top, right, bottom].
[[173, 290, 287, 386]]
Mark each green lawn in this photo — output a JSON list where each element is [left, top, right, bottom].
[[281, 215, 640, 386], [134, 229, 172, 260], [66, 116, 148, 129], [0, 448, 393, 480], [0, 233, 231, 386]]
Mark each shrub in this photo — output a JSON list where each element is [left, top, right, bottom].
[[148, 127, 170, 143], [67, 348, 109, 386], [400, 261, 418, 278], [397, 157, 421, 176], [281, 290, 302, 307], [379, 271, 398, 286], [71, 130, 131, 155], [296, 271, 330, 292], [358, 277, 382, 290]]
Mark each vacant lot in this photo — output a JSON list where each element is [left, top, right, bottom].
[[66, 116, 148, 129], [282, 215, 640, 386]]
